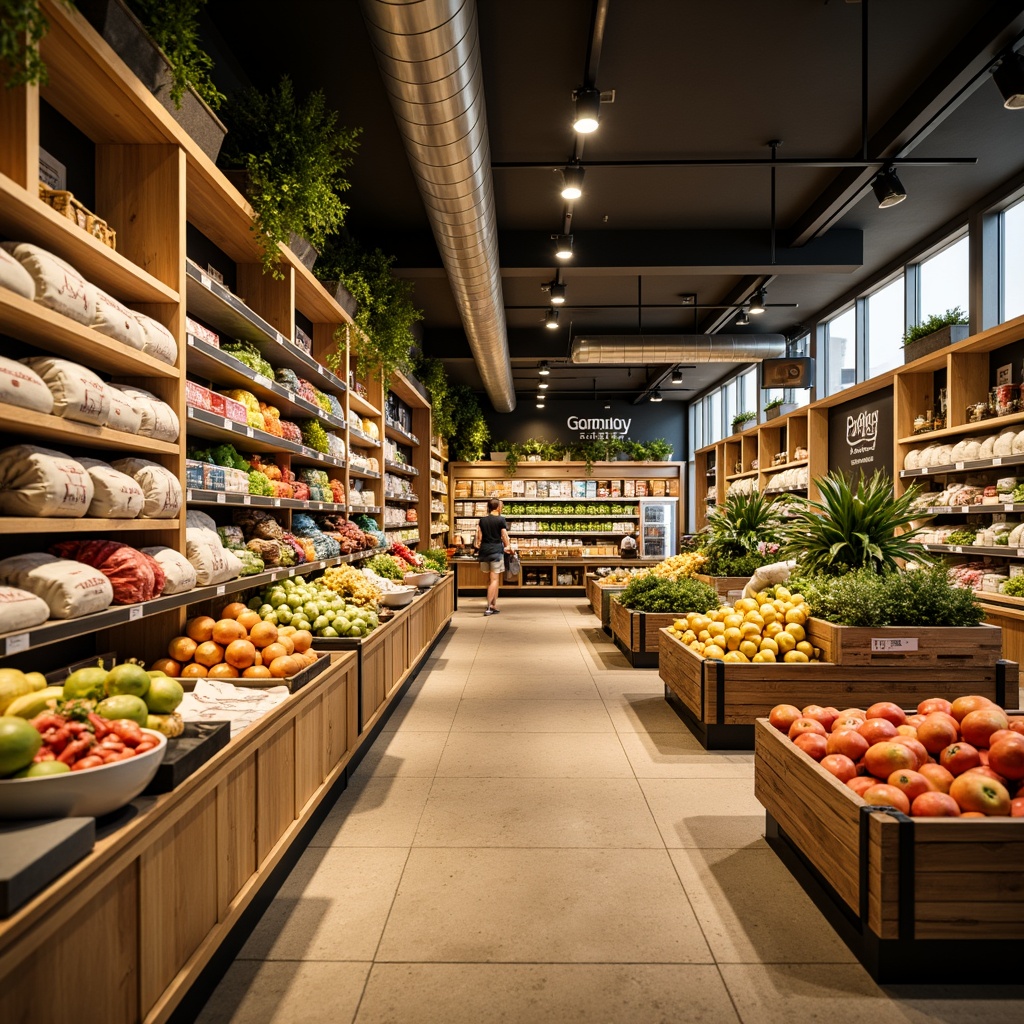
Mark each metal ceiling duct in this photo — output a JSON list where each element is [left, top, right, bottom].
[[359, 0, 515, 413], [570, 335, 788, 363]]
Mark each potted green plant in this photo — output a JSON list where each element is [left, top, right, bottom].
[[219, 76, 360, 277], [0, 0, 73, 87], [490, 439, 511, 463], [77, 0, 227, 160], [731, 411, 756, 434], [763, 398, 795, 420], [698, 490, 784, 597], [902, 306, 969, 363], [643, 438, 674, 461]]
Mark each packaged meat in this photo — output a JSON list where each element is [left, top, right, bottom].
[[50, 540, 166, 604]]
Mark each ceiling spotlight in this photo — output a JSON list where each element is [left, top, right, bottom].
[[671, 369, 683, 384], [871, 165, 907, 208], [992, 50, 1024, 109], [649, 389, 663, 403], [544, 308, 560, 329], [748, 289, 767, 315], [538, 361, 551, 375], [736, 309, 750, 326], [560, 162, 585, 200], [572, 87, 601, 133], [604, 403, 611, 410], [553, 234, 573, 259], [536, 399, 546, 408], [538, 381, 549, 390], [549, 282, 566, 305]]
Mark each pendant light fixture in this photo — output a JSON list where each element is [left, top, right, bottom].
[[538, 380, 549, 389], [748, 288, 767, 315], [560, 162, 585, 200], [572, 87, 601, 133], [736, 309, 750, 326], [671, 369, 683, 384], [536, 397, 546, 408], [538, 361, 551, 375], [544, 308, 560, 329], [871, 165, 907, 208], [992, 50, 1024, 109], [553, 234, 573, 259], [649, 389, 663, 403], [549, 282, 566, 305]]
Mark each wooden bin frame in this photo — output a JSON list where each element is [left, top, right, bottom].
[[586, 575, 627, 633], [659, 629, 1018, 749], [755, 717, 1024, 982], [806, 619, 1003, 668], [609, 599, 677, 667]]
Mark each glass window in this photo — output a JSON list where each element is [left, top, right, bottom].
[[1003, 200, 1024, 322], [709, 389, 722, 443], [723, 380, 736, 433], [739, 369, 756, 418], [690, 399, 704, 454], [919, 234, 969, 323], [867, 275, 905, 378], [825, 306, 857, 395]]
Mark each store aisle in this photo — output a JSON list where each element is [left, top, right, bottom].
[[198, 598, 1024, 1024]]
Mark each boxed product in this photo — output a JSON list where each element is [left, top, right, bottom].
[[471, 480, 486, 498], [525, 480, 537, 498], [185, 317, 219, 347], [223, 467, 250, 493], [221, 394, 248, 425], [294, 325, 312, 354], [585, 480, 597, 498], [208, 392, 226, 416], [536, 480, 549, 497], [610, 480, 622, 496], [203, 464, 226, 491], [572, 480, 586, 498], [185, 381, 213, 411], [559, 480, 572, 496], [635, 480, 649, 496], [624, 479, 635, 497], [185, 460, 205, 489], [511, 479, 525, 496], [597, 480, 611, 497], [651, 479, 666, 496]]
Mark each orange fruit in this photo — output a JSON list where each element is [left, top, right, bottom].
[[186, 615, 216, 643], [237, 610, 261, 631], [269, 655, 298, 678], [221, 602, 248, 620], [291, 630, 312, 653], [167, 636, 197, 662], [212, 618, 246, 646], [261, 642, 287, 664], [225, 639, 256, 670], [151, 657, 182, 677], [242, 665, 272, 679], [277, 634, 295, 656], [253, 650, 263, 667], [181, 663, 208, 678], [208, 663, 239, 678], [194, 641, 225, 667], [249, 621, 278, 648]]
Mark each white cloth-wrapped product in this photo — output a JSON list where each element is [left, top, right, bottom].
[[0, 553, 113, 618], [0, 445, 93, 517], [92, 289, 148, 351], [0, 355, 54, 414], [22, 357, 110, 426], [0, 585, 51, 630], [743, 559, 797, 599], [141, 545, 197, 595], [109, 458, 181, 519], [110, 385, 179, 441], [78, 458, 145, 519], [185, 528, 241, 585], [0, 247, 35, 300], [1, 243, 96, 325], [102, 386, 142, 435], [135, 315, 177, 366]]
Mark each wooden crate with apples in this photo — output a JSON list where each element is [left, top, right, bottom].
[[660, 630, 1018, 750], [754, 716, 1024, 981]]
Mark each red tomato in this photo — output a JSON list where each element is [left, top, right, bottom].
[[949, 694, 995, 723], [793, 732, 828, 761], [917, 713, 959, 755], [917, 697, 953, 716], [846, 776, 876, 797], [863, 783, 911, 814], [788, 717, 827, 740], [961, 811, 987, 818], [890, 735, 928, 770], [887, 769, 933, 802], [831, 714, 866, 733], [866, 701, 907, 727], [988, 729, 1016, 747], [769, 704, 802, 733], [950, 773, 1011, 816], [864, 741, 917, 779], [960, 707, 1009, 748], [939, 742, 982, 777], [826, 728, 869, 761], [800, 705, 836, 730], [919, 762, 955, 794], [839, 707, 867, 718], [1011, 797, 1024, 817], [821, 753, 857, 783], [911, 792, 961, 817], [858, 718, 898, 745], [895, 725, 918, 738], [961, 765, 1009, 787], [905, 714, 928, 730], [988, 735, 1024, 781], [1007, 718, 1024, 737]]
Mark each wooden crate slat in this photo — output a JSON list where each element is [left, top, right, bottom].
[[807, 619, 1002, 667]]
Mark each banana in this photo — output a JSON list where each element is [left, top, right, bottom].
[[5, 686, 63, 719]]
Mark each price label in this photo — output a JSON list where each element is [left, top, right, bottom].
[[223, 417, 232, 430], [243, 495, 251, 505], [955, 462, 965, 470], [1006, 504, 1016, 512], [302, 500, 310, 508], [246, 427, 254, 438], [200, 273, 212, 289], [216, 585, 226, 596], [186, 490, 193, 501], [5, 633, 29, 656], [254, 375, 271, 388], [277, 332, 286, 346], [317, 453, 325, 461], [1017, 548, 1024, 558], [958, 506, 969, 513], [953, 546, 963, 553], [273, 498, 281, 507], [994, 457, 1004, 466], [129, 605, 144, 621], [870, 637, 919, 652], [216, 493, 226, 504]]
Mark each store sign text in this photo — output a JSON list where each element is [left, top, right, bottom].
[[566, 415, 631, 439]]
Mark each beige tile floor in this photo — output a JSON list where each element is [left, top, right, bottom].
[[198, 597, 1024, 1024]]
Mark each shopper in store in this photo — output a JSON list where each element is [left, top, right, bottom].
[[475, 497, 512, 615]]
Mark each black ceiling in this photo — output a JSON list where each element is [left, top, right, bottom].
[[207, 0, 1024, 410]]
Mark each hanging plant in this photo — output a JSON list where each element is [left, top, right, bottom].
[[414, 356, 455, 440], [1, 0, 72, 88], [448, 383, 490, 462], [219, 76, 360, 278], [318, 236, 422, 381]]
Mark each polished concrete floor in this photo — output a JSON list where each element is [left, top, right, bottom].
[[198, 597, 1024, 1024]]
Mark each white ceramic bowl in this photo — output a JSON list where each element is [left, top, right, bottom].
[[0, 728, 167, 819], [380, 587, 416, 608], [404, 570, 439, 588]]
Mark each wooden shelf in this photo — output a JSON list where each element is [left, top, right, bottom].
[[897, 410, 1024, 445], [348, 389, 382, 418], [918, 543, 1024, 558], [0, 403, 178, 455], [384, 459, 419, 477], [725, 469, 759, 481], [918, 503, 1024, 515], [765, 458, 808, 471], [0, 288, 179, 379], [385, 421, 420, 446], [900, 453, 1024, 478], [347, 427, 381, 449], [503, 514, 639, 520], [0, 516, 180, 534]]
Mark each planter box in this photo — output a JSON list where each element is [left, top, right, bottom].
[[659, 629, 1018, 750], [78, 0, 227, 162], [609, 599, 678, 667], [764, 403, 796, 421], [695, 573, 749, 601], [902, 323, 969, 364], [489, 451, 508, 462], [806, 619, 1002, 668], [320, 280, 359, 319], [755, 717, 1024, 981]]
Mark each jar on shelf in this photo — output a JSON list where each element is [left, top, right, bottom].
[[967, 401, 989, 423], [995, 384, 1018, 417]]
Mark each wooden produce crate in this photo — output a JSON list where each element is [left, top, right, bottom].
[[807, 619, 1003, 668], [609, 598, 678, 667], [587, 576, 627, 634], [755, 717, 1024, 981], [695, 573, 750, 601], [660, 629, 1018, 750]]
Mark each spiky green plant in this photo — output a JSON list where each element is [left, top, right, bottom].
[[705, 490, 784, 555], [778, 470, 931, 575]]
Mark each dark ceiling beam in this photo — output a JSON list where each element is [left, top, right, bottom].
[[786, 0, 1024, 247]]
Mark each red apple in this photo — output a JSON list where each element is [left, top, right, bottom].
[[960, 707, 1009, 748], [866, 701, 907, 727], [793, 732, 828, 761], [768, 704, 802, 733]]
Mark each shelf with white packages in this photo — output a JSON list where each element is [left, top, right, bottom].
[[900, 453, 1024, 478], [186, 489, 348, 513], [385, 419, 419, 446], [384, 459, 419, 476], [348, 426, 382, 449]]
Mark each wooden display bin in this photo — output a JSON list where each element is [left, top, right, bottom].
[[609, 599, 677, 667], [807, 619, 1002, 668], [755, 717, 1024, 981], [587, 576, 627, 634], [660, 630, 1018, 750], [695, 573, 750, 601]]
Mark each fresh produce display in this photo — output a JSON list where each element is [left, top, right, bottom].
[[596, 566, 650, 584], [649, 551, 708, 581], [251, 578, 380, 638], [299, 419, 330, 453], [316, 515, 375, 554], [667, 586, 820, 663], [944, 528, 978, 546], [390, 541, 423, 567], [616, 574, 718, 615], [0, 667, 48, 714], [768, 695, 1024, 817], [503, 502, 639, 516], [221, 340, 274, 380], [161, 604, 320, 678], [366, 553, 405, 580], [320, 563, 381, 605], [290, 513, 341, 560]]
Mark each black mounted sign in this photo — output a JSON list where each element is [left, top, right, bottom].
[[827, 386, 894, 481]]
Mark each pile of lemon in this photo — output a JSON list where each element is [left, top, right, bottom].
[[667, 586, 820, 664]]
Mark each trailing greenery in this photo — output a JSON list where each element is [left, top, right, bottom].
[[778, 470, 930, 575], [617, 574, 718, 614], [902, 306, 968, 346], [127, 0, 224, 110], [220, 76, 360, 277], [789, 565, 983, 628], [0, 0, 72, 88], [448, 383, 489, 462], [318, 236, 421, 381], [414, 356, 454, 440]]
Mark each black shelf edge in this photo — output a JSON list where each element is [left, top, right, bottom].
[[917, 542, 1024, 558], [384, 460, 419, 476], [348, 428, 381, 449], [384, 419, 419, 446], [186, 489, 348, 513], [384, 494, 419, 504]]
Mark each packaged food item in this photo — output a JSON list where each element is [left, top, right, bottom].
[[22, 357, 110, 425], [0, 445, 93, 517], [78, 458, 145, 518], [0, 355, 54, 414], [110, 458, 182, 518], [0, 553, 113, 618], [1, 243, 96, 325]]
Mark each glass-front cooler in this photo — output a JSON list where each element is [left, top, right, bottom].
[[638, 498, 677, 559]]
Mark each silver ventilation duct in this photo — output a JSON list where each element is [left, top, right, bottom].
[[571, 335, 788, 364], [359, 0, 516, 413]]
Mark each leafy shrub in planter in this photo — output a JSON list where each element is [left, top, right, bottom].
[[902, 307, 968, 347], [617, 574, 718, 614]]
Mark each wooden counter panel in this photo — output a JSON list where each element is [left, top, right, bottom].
[[218, 756, 258, 915], [294, 695, 327, 812], [257, 723, 296, 865]]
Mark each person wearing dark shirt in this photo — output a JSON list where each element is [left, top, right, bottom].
[[475, 497, 512, 615]]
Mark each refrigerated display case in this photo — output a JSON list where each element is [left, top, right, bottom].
[[639, 498, 677, 559]]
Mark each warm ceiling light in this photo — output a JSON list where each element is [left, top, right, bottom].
[[736, 310, 750, 326], [649, 389, 663, 403], [573, 87, 601, 133], [538, 381, 549, 389], [553, 234, 573, 259], [748, 289, 767, 315], [871, 166, 907, 208], [992, 50, 1024, 109], [536, 399, 546, 408], [544, 308, 560, 329], [560, 162, 585, 200], [671, 369, 683, 384], [538, 361, 551, 375], [549, 282, 566, 304]]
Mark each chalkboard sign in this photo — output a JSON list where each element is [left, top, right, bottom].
[[827, 386, 894, 481]]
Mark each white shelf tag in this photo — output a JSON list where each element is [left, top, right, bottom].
[[200, 273, 212, 289], [1017, 548, 1024, 558], [870, 637, 918, 652], [953, 546, 963, 553], [1006, 504, 1015, 512], [216, 585, 226, 596], [243, 495, 251, 504], [129, 605, 144, 621], [254, 375, 271, 387], [955, 462, 965, 470], [216, 493, 226, 504], [223, 417, 232, 430], [273, 498, 281, 506], [5, 633, 29, 655], [186, 490, 193, 501], [994, 457, 1004, 466], [245, 427, 254, 438]]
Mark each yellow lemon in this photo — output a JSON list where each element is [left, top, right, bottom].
[[698, 629, 711, 642], [690, 615, 711, 633], [740, 621, 762, 638], [773, 599, 787, 614], [776, 586, 791, 600], [703, 645, 725, 660], [775, 630, 796, 653], [681, 630, 696, 645], [752, 651, 769, 662], [785, 623, 806, 643], [709, 621, 726, 637], [789, 593, 805, 605], [711, 610, 726, 623], [723, 613, 744, 630], [743, 611, 765, 629], [759, 604, 777, 624], [739, 639, 759, 659], [735, 597, 758, 613], [723, 650, 748, 663], [785, 606, 807, 626], [783, 649, 809, 663], [723, 625, 743, 643], [726, 634, 742, 651], [765, 621, 784, 638], [759, 636, 779, 655], [673, 619, 687, 631], [758, 647, 777, 662], [689, 640, 704, 653], [796, 640, 815, 658]]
